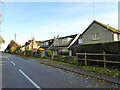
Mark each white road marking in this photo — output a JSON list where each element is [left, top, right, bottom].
[[19, 69, 41, 89], [11, 61, 15, 66]]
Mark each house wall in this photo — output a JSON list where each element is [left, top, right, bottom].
[[82, 23, 113, 44]]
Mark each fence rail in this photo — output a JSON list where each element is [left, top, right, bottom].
[[74, 52, 120, 68]]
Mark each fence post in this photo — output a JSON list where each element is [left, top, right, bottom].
[[85, 52, 87, 66], [74, 53, 77, 63], [103, 52, 106, 68]]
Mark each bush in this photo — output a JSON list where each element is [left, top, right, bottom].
[[25, 50, 33, 56], [41, 56, 50, 59], [37, 48, 44, 55], [5, 50, 10, 53], [18, 51, 24, 56], [33, 52, 37, 57], [75, 41, 120, 69], [45, 50, 52, 57], [58, 51, 69, 56]]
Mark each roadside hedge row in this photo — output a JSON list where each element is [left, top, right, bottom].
[[75, 41, 120, 54]]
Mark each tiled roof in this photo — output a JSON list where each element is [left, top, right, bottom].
[[95, 20, 120, 33], [57, 34, 78, 39], [35, 41, 41, 46]]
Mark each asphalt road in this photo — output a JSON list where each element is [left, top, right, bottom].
[[1, 53, 119, 89]]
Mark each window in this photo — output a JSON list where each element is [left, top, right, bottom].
[[92, 33, 99, 40], [114, 33, 118, 41], [62, 38, 67, 43], [41, 43, 43, 46], [67, 37, 72, 42], [44, 42, 48, 45], [78, 39, 82, 44], [54, 39, 59, 44]]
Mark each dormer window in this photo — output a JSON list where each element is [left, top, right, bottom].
[[62, 38, 67, 44], [92, 33, 99, 40], [54, 39, 59, 44], [67, 37, 72, 42]]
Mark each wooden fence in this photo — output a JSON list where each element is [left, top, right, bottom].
[[74, 52, 120, 68]]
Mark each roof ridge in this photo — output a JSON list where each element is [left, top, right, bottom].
[[94, 20, 120, 33]]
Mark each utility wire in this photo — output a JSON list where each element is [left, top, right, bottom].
[[93, 0, 95, 21]]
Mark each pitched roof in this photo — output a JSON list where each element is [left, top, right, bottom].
[[82, 20, 120, 35], [35, 41, 41, 46], [54, 34, 79, 48], [57, 34, 78, 39], [95, 20, 120, 33]]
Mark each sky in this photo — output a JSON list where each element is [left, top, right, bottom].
[[0, 1, 118, 51]]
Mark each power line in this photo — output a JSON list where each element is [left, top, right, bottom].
[[0, 0, 3, 33], [93, 0, 95, 21]]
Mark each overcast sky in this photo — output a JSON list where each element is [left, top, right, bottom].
[[0, 2, 118, 51]]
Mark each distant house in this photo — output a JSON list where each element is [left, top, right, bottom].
[[68, 34, 82, 56], [39, 39, 54, 50], [20, 45, 25, 51], [25, 37, 40, 52], [81, 20, 120, 44], [53, 34, 80, 56]]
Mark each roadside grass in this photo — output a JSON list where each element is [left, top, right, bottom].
[[17, 54, 120, 78], [45, 59, 120, 78]]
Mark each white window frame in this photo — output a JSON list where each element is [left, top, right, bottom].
[[78, 39, 82, 44], [92, 33, 99, 40], [114, 33, 118, 41]]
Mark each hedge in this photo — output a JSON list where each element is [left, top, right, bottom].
[[75, 41, 120, 69], [25, 50, 33, 56], [58, 51, 69, 56], [45, 50, 52, 57], [75, 41, 120, 54]]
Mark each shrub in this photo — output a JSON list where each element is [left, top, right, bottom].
[[58, 51, 69, 56], [25, 50, 33, 56], [37, 48, 44, 54], [33, 52, 37, 57], [5, 50, 10, 53], [75, 41, 120, 69], [41, 56, 50, 59], [45, 50, 52, 57], [18, 51, 24, 56]]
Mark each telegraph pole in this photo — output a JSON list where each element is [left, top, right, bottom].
[[15, 33, 16, 42]]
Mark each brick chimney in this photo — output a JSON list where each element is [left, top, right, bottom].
[[32, 37, 35, 49], [57, 35, 60, 39], [54, 36, 56, 40]]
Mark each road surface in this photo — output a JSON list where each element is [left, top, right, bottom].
[[1, 53, 119, 89]]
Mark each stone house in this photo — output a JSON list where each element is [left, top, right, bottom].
[[81, 20, 120, 44], [68, 20, 120, 56], [39, 39, 54, 50], [25, 37, 40, 52], [53, 34, 80, 56], [20, 45, 25, 51]]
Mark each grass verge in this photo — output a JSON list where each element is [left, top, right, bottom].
[[17, 54, 120, 78]]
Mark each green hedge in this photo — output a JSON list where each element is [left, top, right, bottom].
[[25, 50, 33, 56], [18, 51, 24, 56], [75, 41, 120, 54], [58, 51, 69, 56]]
